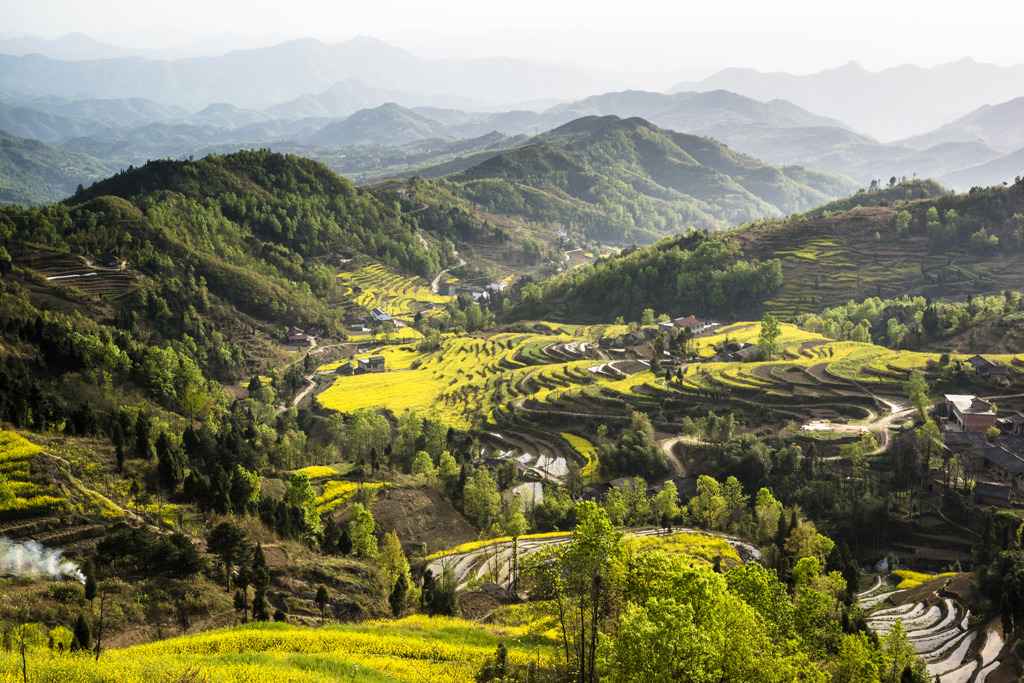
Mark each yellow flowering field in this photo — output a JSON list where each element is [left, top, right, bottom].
[[337, 263, 451, 323], [294, 465, 341, 480], [0, 429, 42, 474], [317, 345, 425, 372], [0, 619, 555, 683], [424, 531, 572, 562], [630, 531, 741, 567], [560, 433, 600, 483], [891, 570, 957, 590], [316, 481, 381, 515], [0, 430, 67, 517]]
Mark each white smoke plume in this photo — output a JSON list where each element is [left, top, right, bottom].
[[0, 537, 86, 584]]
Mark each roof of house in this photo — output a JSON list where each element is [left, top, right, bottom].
[[983, 447, 1024, 476], [1007, 412, 1024, 425], [996, 435, 1024, 459], [952, 432, 1024, 476], [969, 355, 997, 368], [652, 476, 697, 498], [729, 346, 759, 361], [945, 394, 994, 416], [673, 316, 703, 327], [975, 481, 1012, 500], [945, 431, 990, 458]]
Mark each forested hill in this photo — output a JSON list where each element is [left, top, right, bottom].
[[518, 177, 1024, 323], [443, 115, 860, 244], [514, 230, 783, 322], [800, 178, 949, 218], [68, 149, 451, 273], [3, 151, 452, 340]]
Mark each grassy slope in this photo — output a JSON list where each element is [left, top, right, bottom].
[[0, 130, 117, 205], [736, 180, 1024, 318], [524, 178, 1024, 324]]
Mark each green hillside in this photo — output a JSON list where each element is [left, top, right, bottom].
[[522, 176, 1024, 322], [800, 178, 949, 217], [440, 115, 860, 244], [0, 130, 117, 205], [310, 103, 451, 147]]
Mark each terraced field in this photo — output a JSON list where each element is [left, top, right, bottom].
[[425, 528, 753, 592], [0, 430, 68, 520], [860, 575, 1006, 682], [318, 313, 1019, 483], [738, 212, 955, 318], [337, 263, 452, 324], [13, 246, 138, 298]]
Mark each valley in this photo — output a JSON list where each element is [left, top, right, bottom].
[[5, 23, 1024, 681]]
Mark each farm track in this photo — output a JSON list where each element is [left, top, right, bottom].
[[657, 436, 689, 478]]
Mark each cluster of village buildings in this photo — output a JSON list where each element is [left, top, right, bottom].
[[597, 315, 720, 349], [938, 356, 1024, 505]]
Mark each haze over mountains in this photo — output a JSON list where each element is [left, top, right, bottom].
[[670, 58, 1024, 142], [2, 33, 1024, 206]]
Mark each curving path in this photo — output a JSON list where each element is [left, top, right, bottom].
[[430, 256, 466, 294], [657, 436, 689, 478]]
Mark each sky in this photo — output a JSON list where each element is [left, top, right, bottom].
[[3, 0, 1023, 80]]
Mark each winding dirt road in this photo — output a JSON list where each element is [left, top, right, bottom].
[[657, 436, 689, 478]]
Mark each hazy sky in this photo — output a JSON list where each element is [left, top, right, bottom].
[[3, 0, 1023, 79]]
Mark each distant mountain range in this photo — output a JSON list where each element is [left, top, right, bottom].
[[0, 32, 287, 61], [670, 58, 1024, 142], [5, 89, 1024, 205], [3, 35, 1024, 200], [0, 36, 616, 110], [900, 97, 1024, 152]]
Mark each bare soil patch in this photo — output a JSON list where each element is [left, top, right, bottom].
[[370, 488, 477, 554], [458, 589, 513, 621]]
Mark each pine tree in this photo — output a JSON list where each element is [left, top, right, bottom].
[[390, 572, 408, 617], [338, 528, 352, 555], [135, 411, 151, 459], [83, 559, 97, 604], [72, 614, 92, 652], [251, 543, 270, 622], [315, 586, 330, 625]]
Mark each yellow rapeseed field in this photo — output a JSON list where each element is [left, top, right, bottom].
[[560, 433, 600, 483], [0, 430, 67, 516], [0, 619, 554, 683], [891, 570, 957, 590]]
